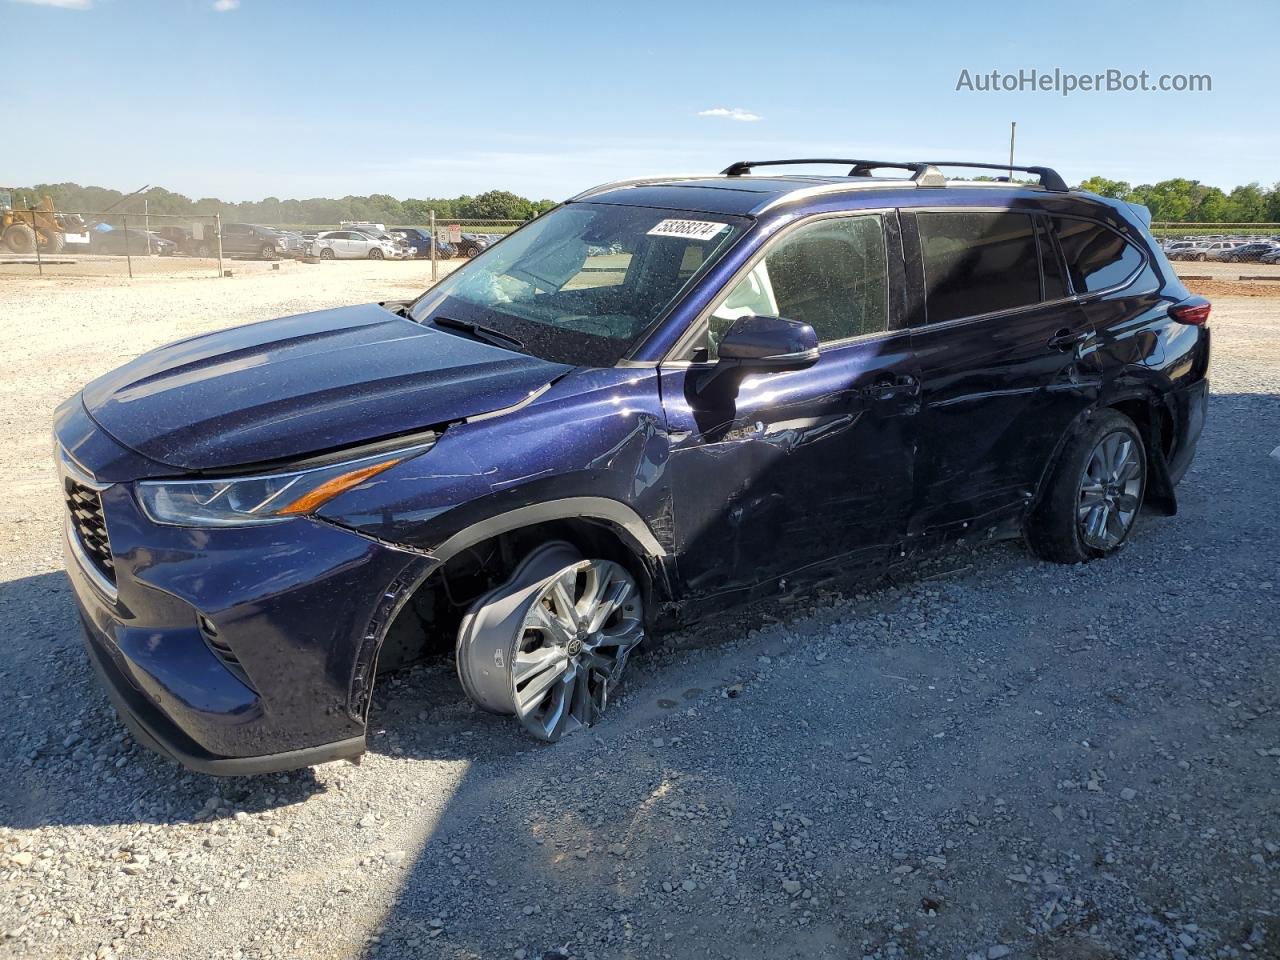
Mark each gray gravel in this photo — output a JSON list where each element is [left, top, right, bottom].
[[0, 270, 1277, 960]]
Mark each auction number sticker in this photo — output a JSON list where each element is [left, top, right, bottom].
[[647, 219, 729, 241]]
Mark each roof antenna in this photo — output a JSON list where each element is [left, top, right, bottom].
[[1008, 121, 1017, 181]]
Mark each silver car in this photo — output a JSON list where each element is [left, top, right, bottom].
[[309, 230, 401, 260]]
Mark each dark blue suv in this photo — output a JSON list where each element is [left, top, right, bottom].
[[55, 159, 1211, 773]]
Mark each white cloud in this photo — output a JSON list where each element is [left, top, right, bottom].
[[697, 107, 762, 123], [9, 0, 92, 9], [213, 0, 239, 10]]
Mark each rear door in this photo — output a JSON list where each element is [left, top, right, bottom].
[[903, 209, 1094, 541], [660, 211, 919, 605]]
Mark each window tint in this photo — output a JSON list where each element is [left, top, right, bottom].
[[917, 212, 1040, 324], [1052, 218, 1144, 293], [1037, 218, 1067, 301], [706, 215, 887, 356]]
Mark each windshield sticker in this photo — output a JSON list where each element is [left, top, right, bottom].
[[647, 219, 729, 242]]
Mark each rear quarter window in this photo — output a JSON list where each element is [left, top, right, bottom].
[[1052, 217, 1145, 293]]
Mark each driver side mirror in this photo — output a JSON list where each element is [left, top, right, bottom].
[[716, 314, 820, 369], [696, 314, 819, 393]]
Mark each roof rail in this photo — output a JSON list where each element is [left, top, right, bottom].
[[924, 161, 1070, 192], [721, 158, 945, 187]]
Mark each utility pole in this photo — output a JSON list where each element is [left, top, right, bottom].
[[1008, 121, 1017, 180]]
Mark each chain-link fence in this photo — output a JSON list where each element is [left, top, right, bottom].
[[0, 206, 531, 280], [1152, 222, 1280, 264], [0, 211, 231, 278]]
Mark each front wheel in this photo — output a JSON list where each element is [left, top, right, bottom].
[[260, 243, 276, 260], [319, 247, 335, 260], [368, 247, 384, 260], [456, 542, 644, 742], [1026, 410, 1147, 564], [1196, 253, 1207, 262], [3, 223, 37, 255]]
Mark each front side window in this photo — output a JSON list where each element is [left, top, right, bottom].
[[700, 215, 888, 360], [917, 212, 1041, 324], [1053, 218, 1145, 293], [410, 203, 748, 366]]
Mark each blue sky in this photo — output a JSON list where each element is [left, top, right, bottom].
[[7, 0, 1277, 201]]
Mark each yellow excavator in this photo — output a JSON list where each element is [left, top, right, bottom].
[[1, 189, 88, 255]]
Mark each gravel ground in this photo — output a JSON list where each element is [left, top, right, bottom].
[[0, 270, 1277, 960]]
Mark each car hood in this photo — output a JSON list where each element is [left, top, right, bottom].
[[82, 303, 572, 471]]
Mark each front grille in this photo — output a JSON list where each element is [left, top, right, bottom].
[[64, 476, 115, 584]]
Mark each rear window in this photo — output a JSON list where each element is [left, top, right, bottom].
[[1052, 218, 1145, 293], [917, 212, 1041, 324]]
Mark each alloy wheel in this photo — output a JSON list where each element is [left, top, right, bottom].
[[457, 542, 643, 742], [1077, 430, 1144, 551]]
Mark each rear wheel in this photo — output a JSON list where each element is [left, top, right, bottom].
[[456, 542, 644, 742], [1026, 410, 1147, 564], [196, 243, 212, 258], [3, 223, 37, 255]]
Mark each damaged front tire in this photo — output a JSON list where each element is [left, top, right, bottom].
[[455, 541, 643, 742]]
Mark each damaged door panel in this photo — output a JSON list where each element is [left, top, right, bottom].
[[659, 211, 917, 606], [903, 210, 1099, 542]]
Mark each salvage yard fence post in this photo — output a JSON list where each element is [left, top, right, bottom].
[[430, 210, 437, 282], [214, 213, 224, 278]]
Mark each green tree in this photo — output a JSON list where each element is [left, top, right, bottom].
[[1076, 176, 1132, 199], [457, 189, 534, 220]]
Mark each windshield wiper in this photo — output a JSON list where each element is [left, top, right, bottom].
[[431, 315, 526, 352]]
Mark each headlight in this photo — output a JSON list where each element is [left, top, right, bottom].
[[136, 441, 434, 527]]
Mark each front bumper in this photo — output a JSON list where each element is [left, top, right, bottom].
[[59, 437, 432, 775]]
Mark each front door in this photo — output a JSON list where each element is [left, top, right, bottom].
[[660, 212, 918, 607]]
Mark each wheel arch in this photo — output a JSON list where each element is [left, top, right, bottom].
[[349, 498, 673, 722], [1030, 389, 1177, 517]]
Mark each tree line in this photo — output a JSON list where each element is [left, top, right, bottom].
[[10, 177, 1280, 225], [8, 183, 558, 225], [1075, 177, 1279, 223]]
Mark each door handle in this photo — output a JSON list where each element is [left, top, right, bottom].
[[1047, 328, 1090, 351], [862, 374, 920, 400]]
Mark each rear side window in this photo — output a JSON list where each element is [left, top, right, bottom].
[[917, 212, 1041, 324], [1052, 218, 1144, 293]]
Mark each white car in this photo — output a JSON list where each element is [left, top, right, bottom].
[[309, 230, 400, 260]]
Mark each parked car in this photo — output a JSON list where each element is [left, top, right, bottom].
[[1212, 241, 1279, 263], [389, 227, 454, 260], [154, 226, 203, 256], [1261, 247, 1280, 265], [455, 232, 493, 258], [274, 230, 309, 259], [1176, 240, 1239, 262], [88, 227, 176, 256], [309, 230, 401, 260], [220, 222, 287, 260], [55, 158, 1210, 773]]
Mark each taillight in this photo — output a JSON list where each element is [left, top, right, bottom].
[[1170, 297, 1211, 326]]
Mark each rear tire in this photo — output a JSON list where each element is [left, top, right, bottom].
[[1026, 410, 1147, 564], [3, 223, 37, 255]]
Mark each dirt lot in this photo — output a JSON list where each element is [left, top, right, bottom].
[[0, 268, 1277, 960]]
